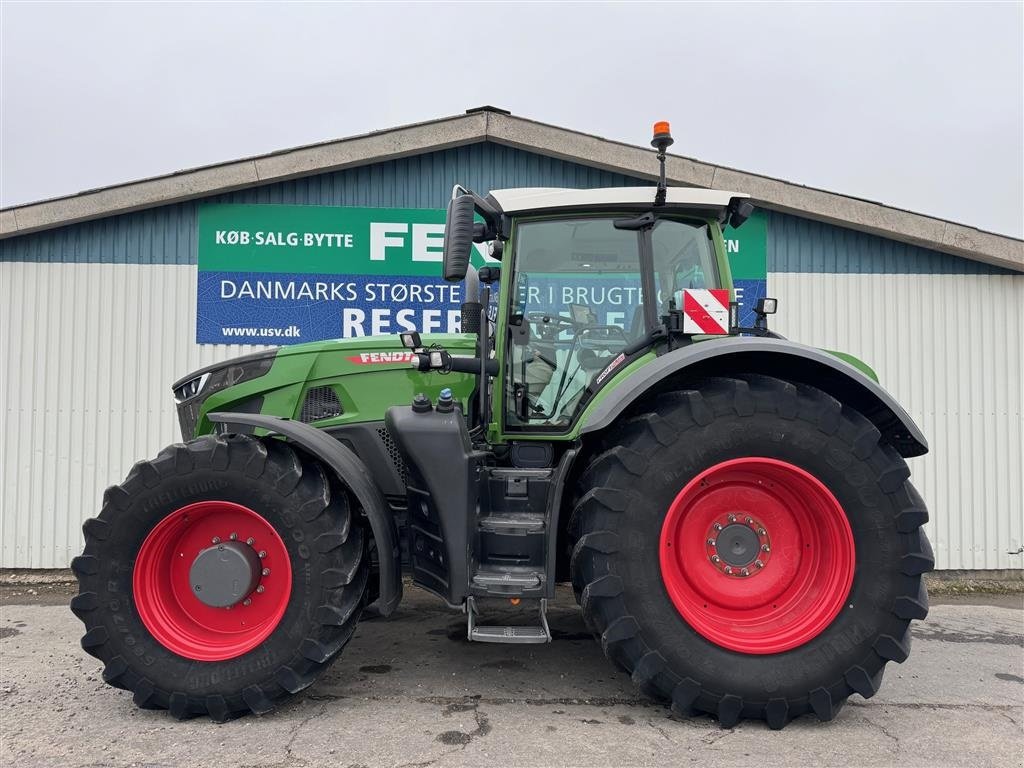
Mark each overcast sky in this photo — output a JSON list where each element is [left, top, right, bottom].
[[2, 1, 1022, 237]]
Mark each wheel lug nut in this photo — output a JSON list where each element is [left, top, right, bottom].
[[230, 532, 238, 541], [211, 536, 221, 544], [740, 568, 749, 576], [706, 538, 716, 546], [728, 515, 737, 523], [262, 567, 270, 576], [258, 550, 267, 558], [724, 566, 733, 574], [246, 537, 255, 546], [762, 544, 770, 552], [713, 523, 723, 531], [745, 517, 754, 525], [758, 528, 766, 536], [243, 598, 252, 606], [711, 555, 720, 563], [755, 560, 764, 568], [256, 585, 265, 593]]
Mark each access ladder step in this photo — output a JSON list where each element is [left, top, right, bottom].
[[466, 596, 551, 644], [471, 569, 542, 589], [478, 513, 545, 534], [470, 625, 549, 644]]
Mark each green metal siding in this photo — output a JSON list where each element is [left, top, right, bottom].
[[766, 210, 1012, 275]]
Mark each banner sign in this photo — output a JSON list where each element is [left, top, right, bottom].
[[196, 203, 767, 345]]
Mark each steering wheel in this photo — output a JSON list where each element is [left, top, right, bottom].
[[523, 311, 590, 342], [524, 311, 588, 330]]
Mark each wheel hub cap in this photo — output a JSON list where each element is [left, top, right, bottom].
[[189, 541, 261, 608], [706, 514, 771, 576]]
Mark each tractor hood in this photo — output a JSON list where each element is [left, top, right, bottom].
[[172, 333, 476, 393], [172, 333, 479, 439]]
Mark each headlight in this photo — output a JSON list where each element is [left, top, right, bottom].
[[173, 373, 210, 403], [171, 351, 276, 438]]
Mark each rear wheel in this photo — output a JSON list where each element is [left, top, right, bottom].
[[71, 434, 368, 720], [569, 375, 933, 729]]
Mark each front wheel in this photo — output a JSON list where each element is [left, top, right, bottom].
[[71, 434, 368, 720], [569, 375, 933, 729]]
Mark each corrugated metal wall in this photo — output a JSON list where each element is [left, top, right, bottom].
[[0, 263, 264, 567], [766, 211, 1023, 570], [771, 272, 1024, 570], [1, 142, 1020, 569]]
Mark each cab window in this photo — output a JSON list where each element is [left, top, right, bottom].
[[505, 217, 646, 428], [651, 218, 719, 314]]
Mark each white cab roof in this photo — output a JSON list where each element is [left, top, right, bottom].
[[488, 186, 747, 214]]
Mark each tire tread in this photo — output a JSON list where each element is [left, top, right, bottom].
[[567, 374, 933, 728], [71, 434, 368, 721]]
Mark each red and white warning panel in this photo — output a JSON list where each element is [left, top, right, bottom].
[[680, 289, 731, 335]]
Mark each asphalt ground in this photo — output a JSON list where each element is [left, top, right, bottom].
[[1, 584, 1021, 768]]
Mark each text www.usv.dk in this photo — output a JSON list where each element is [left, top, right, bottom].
[[221, 325, 301, 338]]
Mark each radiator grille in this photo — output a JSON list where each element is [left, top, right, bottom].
[[300, 386, 343, 422]]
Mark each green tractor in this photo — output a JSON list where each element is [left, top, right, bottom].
[[72, 123, 933, 729]]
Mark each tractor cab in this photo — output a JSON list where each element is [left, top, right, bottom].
[[404, 183, 757, 429], [410, 123, 758, 438], [482, 185, 753, 430]]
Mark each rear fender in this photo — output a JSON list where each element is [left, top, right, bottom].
[[580, 337, 928, 458], [207, 413, 402, 616]]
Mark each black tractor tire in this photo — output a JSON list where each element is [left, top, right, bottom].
[[71, 434, 368, 721], [568, 375, 933, 729]]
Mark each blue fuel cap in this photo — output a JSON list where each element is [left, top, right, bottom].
[[436, 388, 455, 414]]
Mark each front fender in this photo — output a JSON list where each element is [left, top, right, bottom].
[[207, 412, 402, 616], [579, 337, 928, 458]]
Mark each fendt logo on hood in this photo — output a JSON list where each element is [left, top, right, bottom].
[[346, 351, 417, 365]]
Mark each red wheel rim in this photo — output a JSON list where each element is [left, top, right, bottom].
[[660, 458, 855, 654], [132, 501, 292, 661]]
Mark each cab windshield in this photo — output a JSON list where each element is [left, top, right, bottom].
[[505, 215, 719, 428]]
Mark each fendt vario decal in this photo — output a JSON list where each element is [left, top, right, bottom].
[[595, 352, 627, 385], [346, 351, 417, 365]]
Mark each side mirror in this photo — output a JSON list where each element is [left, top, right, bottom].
[[443, 195, 476, 282]]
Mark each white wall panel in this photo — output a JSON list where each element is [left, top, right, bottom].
[[1, 263, 1022, 569], [771, 272, 1024, 570], [1, 263, 267, 567]]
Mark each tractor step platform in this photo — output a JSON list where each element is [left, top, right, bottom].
[[471, 566, 543, 591], [466, 596, 551, 644], [470, 625, 549, 643], [478, 512, 545, 534]]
